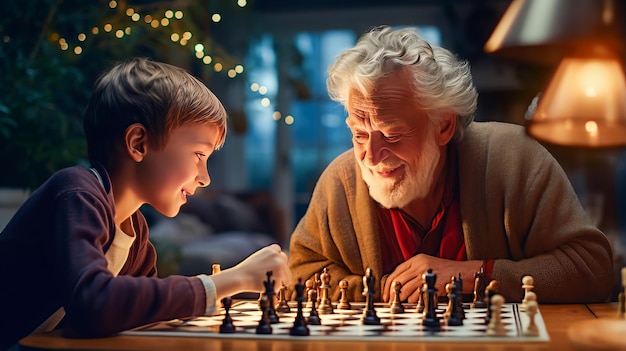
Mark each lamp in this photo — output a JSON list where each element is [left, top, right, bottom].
[[485, 0, 626, 148]]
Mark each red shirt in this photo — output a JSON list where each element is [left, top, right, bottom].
[[376, 147, 467, 274]]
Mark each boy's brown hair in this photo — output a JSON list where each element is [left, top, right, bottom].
[[83, 57, 228, 170]]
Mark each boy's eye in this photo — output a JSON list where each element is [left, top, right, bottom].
[[196, 152, 206, 160]]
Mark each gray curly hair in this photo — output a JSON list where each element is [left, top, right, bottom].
[[327, 26, 477, 141]]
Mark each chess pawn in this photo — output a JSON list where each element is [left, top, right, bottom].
[[487, 294, 507, 336], [219, 296, 236, 333], [305, 278, 315, 309], [520, 275, 535, 311], [336, 280, 352, 310], [307, 288, 322, 325], [389, 281, 404, 314], [520, 291, 537, 313], [255, 295, 273, 334], [523, 300, 539, 336]]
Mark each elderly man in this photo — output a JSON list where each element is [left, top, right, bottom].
[[288, 26, 613, 304]]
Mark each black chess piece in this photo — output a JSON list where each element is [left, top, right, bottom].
[[307, 288, 322, 325], [472, 267, 487, 309], [361, 268, 381, 325], [421, 268, 440, 329], [256, 295, 273, 334], [389, 281, 404, 314], [456, 273, 466, 319], [219, 296, 236, 333], [263, 271, 279, 324], [290, 278, 310, 336], [445, 277, 463, 326], [275, 282, 291, 313]]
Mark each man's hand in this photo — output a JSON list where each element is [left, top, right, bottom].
[[381, 254, 482, 303]]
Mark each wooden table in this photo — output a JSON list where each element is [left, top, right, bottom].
[[19, 303, 625, 351]]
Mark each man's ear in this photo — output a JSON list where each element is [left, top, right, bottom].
[[436, 113, 456, 146], [125, 123, 148, 162]]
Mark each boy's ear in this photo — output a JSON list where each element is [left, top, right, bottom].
[[125, 123, 148, 162], [435, 112, 456, 146]]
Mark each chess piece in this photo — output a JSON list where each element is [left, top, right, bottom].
[[219, 296, 236, 333], [275, 282, 291, 313], [389, 281, 404, 314], [523, 300, 539, 336], [415, 283, 426, 313], [361, 268, 381, 325], [520, 275, 534, 311], [472, 266, 487, 308], [307, 287, 322, 325], [455, 273, 465, 319], [289, 278, 310, 336], [212, 264, 221, 275], [486, 294, 507, 336], [337, 279, 352, 310], [305, 278, 315, 309], [444, 277, 463, 326], [318, 267, 334, 314], [256, 295, 273, 334], [484, 280, 499, 325], [263, 271, 279, 324], [421, 269, 440, 328]]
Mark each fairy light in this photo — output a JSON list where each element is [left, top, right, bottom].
[[125, 27, 131, 35], [171, 33, 180, 42], [272, 111, 282, 120], [144, 15, 152, 23], [258, 86, 268, 95], [115, 30, 124, 38], [150, 19, 159, 28], [261, 98, 270, 107], [131, 13, 140, 21], [74, 46, 83, 54], [174, 11, 183, 19], [165, 10, 174, 18], [237, 0, 247, 7], [284, 115, 295, 125], [126, 8, 134, 16], [104, 24, 112, 32], [227, 69, 236, 78], [77, 33, 86, 41], [202, 56, 212, 64], [161, 18, 169, 26], [235, 65, 244, 74], [214, 63, 223, 72], [108, 0, 117, 9], [212, 14, 221, 22], [250, 83, 260, 92], [91, 27, 99, 35]]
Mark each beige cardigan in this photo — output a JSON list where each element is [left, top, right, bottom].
[[288, 121, 613, 303]]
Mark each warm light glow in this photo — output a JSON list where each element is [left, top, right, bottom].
[[261, 98, 270, 107], [285, 115, 295, 125], [115, 30, 124, 38], [108, 0, 117, 9], [125, 27, 131, 35], [194, 43, 204, 52], [161, 18, 169, 26], [126, 8, 134, 16], [202, 56, 212, 64], [74, 46, 82, 54], [212, 14, 221, 22], [484, 0, 524, 53], [250, 83, 260, 91], [131, 13, 140, 22], [272, 111, 281, 120], [214, 63, 223, 72], [77, 33, 86, 41], [238, 0, 247, 7], [527, 56, 626, 147], [228, 69, 236, 78], [165, 10, 174, 18], [258, 86, 268, 95], [91, 27, 99, 35], [104, 24, 113, 32], [175, 11, 183, 19], [235, 65, 244, 73], [170, 33, 180, 42], [151, 20, 159, 28]]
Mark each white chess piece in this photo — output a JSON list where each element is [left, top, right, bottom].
[[487, 294, 507, 336], [523, 300, 539, 336], [520, 275, 534, 311]]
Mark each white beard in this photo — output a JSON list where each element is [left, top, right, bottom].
[[358, 134, 441, 209]]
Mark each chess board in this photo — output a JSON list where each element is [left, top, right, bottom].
[[123, 301, 550, 342]]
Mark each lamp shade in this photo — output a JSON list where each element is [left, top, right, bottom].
[[526, 55, 626, 147], [484, 0, 614, 65]]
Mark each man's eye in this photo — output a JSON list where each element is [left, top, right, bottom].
[[353, 133, 368, 144], [384, 135, 400, 142]]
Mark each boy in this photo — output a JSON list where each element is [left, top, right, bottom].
[[0, 57, 291, 350]]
